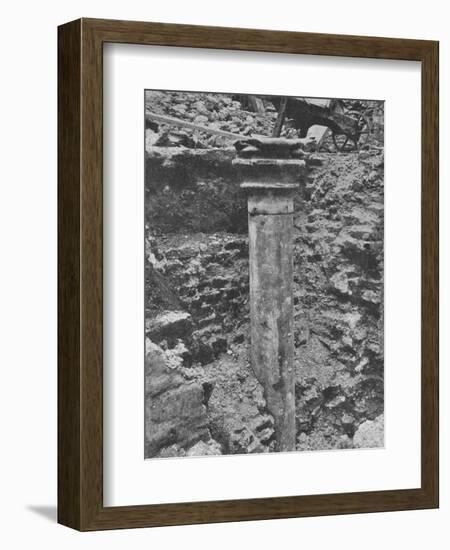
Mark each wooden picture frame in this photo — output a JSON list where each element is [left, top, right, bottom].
[[58, 17, 439, 530]]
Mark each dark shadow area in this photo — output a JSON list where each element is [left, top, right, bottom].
[[27, 505, 57, 523]]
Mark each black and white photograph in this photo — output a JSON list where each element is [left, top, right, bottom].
[[144, 89, 384, 459]]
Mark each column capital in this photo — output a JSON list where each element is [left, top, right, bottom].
[[233, 137, 306, 193]]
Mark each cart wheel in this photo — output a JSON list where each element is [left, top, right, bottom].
[[353, 111, 372, 150], [332, 131, 350, 152], [332, 110, 372, 152]]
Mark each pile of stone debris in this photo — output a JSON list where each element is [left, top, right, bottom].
[[145, 91, 298, 149]]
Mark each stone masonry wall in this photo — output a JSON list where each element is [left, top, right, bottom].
[[145, 147, 384, 457]]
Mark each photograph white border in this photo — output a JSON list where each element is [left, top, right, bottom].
[[103, 43, 421, 507]]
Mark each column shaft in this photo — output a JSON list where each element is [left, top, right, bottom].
[[248, 207, 295, 451]]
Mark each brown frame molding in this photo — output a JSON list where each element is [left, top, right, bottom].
[[58, 18, 439, 531]]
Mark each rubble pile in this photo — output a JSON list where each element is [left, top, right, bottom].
[[145, 91, 280, 148], [294, 152, 384, 449]]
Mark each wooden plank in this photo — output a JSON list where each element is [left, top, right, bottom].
[[146, 111, 245, 140], [272, 97, 288, 137]]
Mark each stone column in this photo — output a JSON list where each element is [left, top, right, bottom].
[[234, 139, 305, 452]]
